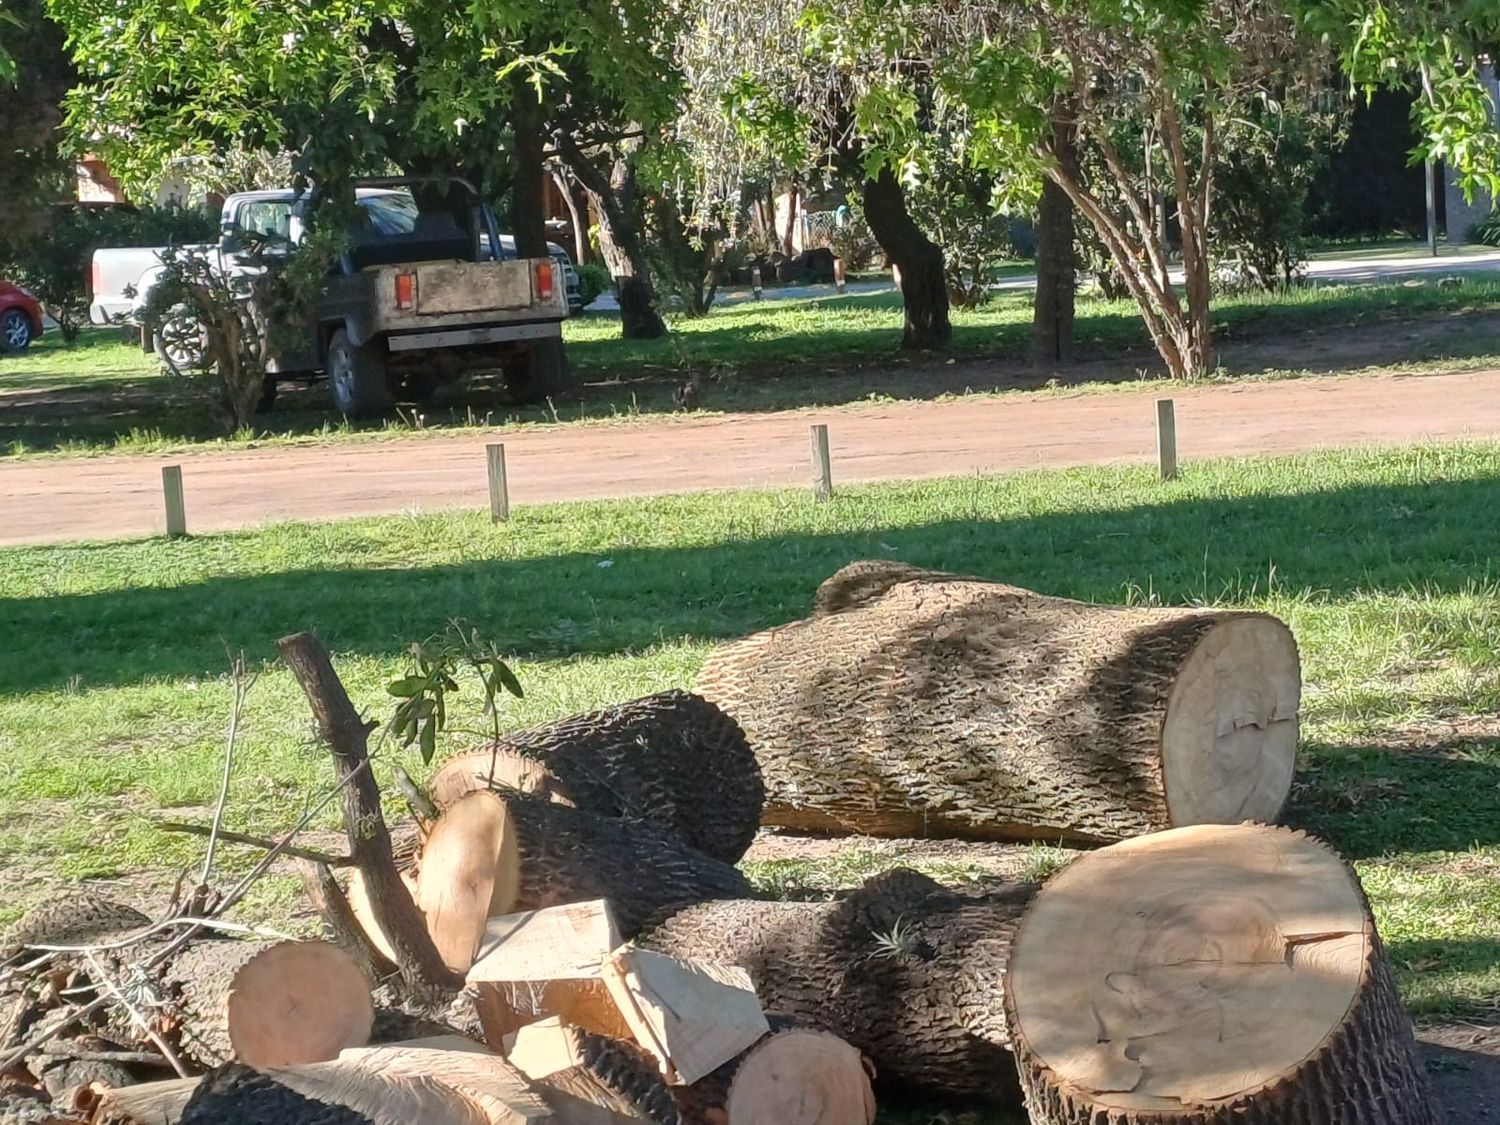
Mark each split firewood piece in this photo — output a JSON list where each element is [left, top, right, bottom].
[[1004, 823, 1440, 1125], [414, 791, 752, 973], [427, 691, 764, 864], [467, 902, 633, 1046], [161, 939, 373, 1069], [508, 1017, 679, 1125], [642, 868, 1034, 1103], [671, 1018, 875, 1125], [697, 561, 1302, 844], [95, 1036, 553, 1125], [600, 948, 768, 1087]]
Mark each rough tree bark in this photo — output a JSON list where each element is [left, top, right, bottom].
[[277, 632, 459, 996], [696, 562, 1302, 844], [643, 869, 1035, 1104], [425, 690, 764, 863], [1031, 117, 1078, 368], [507, 88, 570, 400], [860, 167, 951, 350], [556, 136, 666, 340], [1005, 824, 1439, 1125]]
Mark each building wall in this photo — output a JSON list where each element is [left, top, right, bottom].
[[1445, 63, 1499, 242]]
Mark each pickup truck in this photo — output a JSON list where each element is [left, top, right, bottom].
[[89, 177, 576, 415]]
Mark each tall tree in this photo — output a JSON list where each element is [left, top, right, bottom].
[[0, 0, 73, 243]]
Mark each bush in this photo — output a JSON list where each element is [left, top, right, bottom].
[[905, 149, 1017, 309], [1471, 211, 1500, 248], [0, 203, 217, 343], [827, 213, 879, 271], [575, 262, 611, 307]]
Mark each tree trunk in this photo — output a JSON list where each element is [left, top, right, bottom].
[[409, 790, 752, 972], [161, 940, 373, 1070], [860, 168, 951, 350], [557, 137, 666, 340], [644, 869, 1034, 1104], [425, 690, 764, 864], [509, 86, 549, 261], [782, 182, 801, 257], [1032, 121, 1078, 368], [551, 167, 589, 267], [1005, 824, 1440, 1125], [695, 561, 1302, 845]]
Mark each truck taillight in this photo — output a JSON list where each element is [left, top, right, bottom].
[[534, 260, 554, 302], [394, 272, 417, 310]]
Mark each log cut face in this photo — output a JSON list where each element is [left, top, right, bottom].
[[697, 564, 1301, 843], [642, 869, 1034, 1103], [1004, 824, 1439, 1125], [428, 691, 764, 864]]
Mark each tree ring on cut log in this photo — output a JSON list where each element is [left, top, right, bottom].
[[724, 1029, 877, 1125], [415, 791, 522, 973], [226, 942, 374, 1068], [427, 749, 552, 810], [1159, 616, 1300, 827], [1007, 824, 1374, 1114]]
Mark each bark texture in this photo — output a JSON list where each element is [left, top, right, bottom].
[[178, 1064, 371, 1125], [535, 1027, 681, 1125], [697, 562, 1300, 844], [642, 869, 1034, 1103], [432, 691, 763, 863], [861, 168, 951, 350], [0, 894, 149, 962], [1004, 827, 1439, 1125], [500, 794, 753, 938]]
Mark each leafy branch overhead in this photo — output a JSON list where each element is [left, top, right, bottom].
[[388, 622, 524, 764]]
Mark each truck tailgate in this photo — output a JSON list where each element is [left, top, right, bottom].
[[410, 261, 533, 315]]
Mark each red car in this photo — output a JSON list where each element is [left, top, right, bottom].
[[0, 281, 44, 355]]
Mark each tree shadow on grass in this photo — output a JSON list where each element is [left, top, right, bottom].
[[3, 471, 1497, 697], [1287, 739, 1500, 858]]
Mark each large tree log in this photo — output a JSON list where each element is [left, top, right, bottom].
[[161, 940, 373, 1070], [642, 869, 1034, 1103], [1004, 824, 1439, 1125], [509, 1018, 680, 1125], [428, 691, 763, 864], [411, 792, 752, 973], [697, 562, 1301, 844]]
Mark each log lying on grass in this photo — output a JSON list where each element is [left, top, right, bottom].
[[508, 1018, 680, 1125], [427, 692, 763, 864], [1004, 823, 1439, 1125], [407, 791, 752, 974], [161, 940, 374, 1069], [697, 561, 1302, 844], [643, 869, 1034, 1103]]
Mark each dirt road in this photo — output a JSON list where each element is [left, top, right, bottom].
[[2, 369, 1497, 546]]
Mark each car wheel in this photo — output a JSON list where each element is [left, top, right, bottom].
[[326, 327, 392, 418], [153, 309, 207, 373], [0, 309, 34, 355]]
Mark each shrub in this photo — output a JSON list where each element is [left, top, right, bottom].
[[1471, 210, 1500, 248], [575, 262, 612, 307]]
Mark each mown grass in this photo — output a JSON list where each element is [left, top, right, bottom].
[[5, 277, 1500, 458], [2, 442, 1499, 1032]]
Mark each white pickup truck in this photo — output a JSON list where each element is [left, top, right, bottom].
[[89, 177, 579, 415]]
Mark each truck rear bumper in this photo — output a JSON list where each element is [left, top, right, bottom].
[[385, 320, 562, 352]]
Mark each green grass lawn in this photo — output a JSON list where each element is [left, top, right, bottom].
[[5, 277, 1500, 458], [2, 442, 1499, 1034]]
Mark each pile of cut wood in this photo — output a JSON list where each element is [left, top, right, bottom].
[[0, 564, 1442, 1124]]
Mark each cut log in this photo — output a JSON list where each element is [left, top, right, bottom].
[[671, 1020, 875, 1125], [696, 562, 1301, 844], [468, 902, 633, 1045], [414, 791, 752, 973], [161, 939, 373, 1069], [345, 867, 422, 968], [509, 1018, 679, 1125], [96, 1036, 552, 1125], [600, 949, 768, 1086], [642, 868, 1034, 1103], [1, 894, 150, 961], [427, 691, 763, 864], [1004, 823, 1439, 1125]]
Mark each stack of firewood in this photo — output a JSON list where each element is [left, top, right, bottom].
[[0, 563, 1443, 1125]]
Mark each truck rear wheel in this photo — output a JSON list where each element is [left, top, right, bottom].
[[327, 327, 391, 418], [502, 337, 570, 404]]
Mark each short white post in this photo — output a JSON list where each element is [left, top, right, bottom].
[[1156, 399, 1179, 482], [810, 424, 833, 501], [751, 266, 763, 300], [162, 465, 187, 538], [834, 256, 848, 295], [486, 443, 510, 522]]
